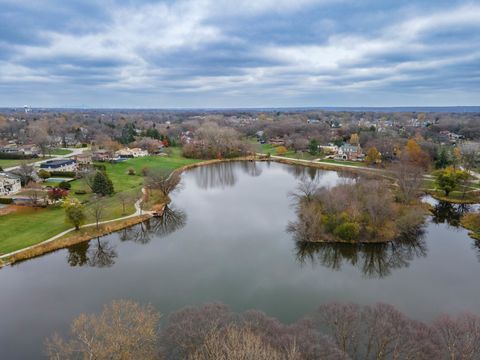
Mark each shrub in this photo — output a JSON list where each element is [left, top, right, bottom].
[[49, 171, 76, 178], [94, 164, 107, 172], [0, 197, 14, 204], [333, 222, 360, 241], [141, 166, 150, 176], [58, 181, 71, 190], [74, 190, 87, 195], [38, 169, 51, 180], [275, 146, 288, 155], [127, 167, 136, 176]]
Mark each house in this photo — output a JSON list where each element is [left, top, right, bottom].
[[115, 147, 149, 159], [307, 119, 320, 124], [319, 143, 339, 155], [74, 152, 93, 169], [0, 173, 21, 196], [335, 144, 365, 161], [40, 159, 77, 172], [92, 149, 115, 162], [269, 137, 286, 146]]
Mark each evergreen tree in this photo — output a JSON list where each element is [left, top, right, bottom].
[[92, 171, 114, 196], [308, 139, 319, 155], [120, 123, 136, 144]]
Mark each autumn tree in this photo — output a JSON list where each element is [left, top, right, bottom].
[[63, 198, 86, 230], [404, 138, 430, 169], [365, 146, 381, 165], [349, 133, 359, 145], [434, 167, 468, 196], [45, 300, 161, 360]]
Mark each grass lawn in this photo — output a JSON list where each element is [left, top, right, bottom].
[[49, 148, 73, 156], [0, 158, 40, 169], [316, 159, 367, 167], [0, 148, 201, 255]]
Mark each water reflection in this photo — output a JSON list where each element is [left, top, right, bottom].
[[295, 232, 427, 278], [194, 161, 263, 189], [67, 238, 118, 268], [430, 201, 471, 227], [195, 162, 237, 189], [66, 206, 187, 267], [285, 164, 358, 185]]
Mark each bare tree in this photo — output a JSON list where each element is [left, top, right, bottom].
[[391, 154, 425, 204], [45, 299, 161, 360], [117, 191, 133, 215], [89, 197, 105, 230], [188, 324, 287, 360], [146, 170, 182, 197]]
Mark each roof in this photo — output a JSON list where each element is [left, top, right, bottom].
[[40, 159, 76, 168], [0, 172, 20, 181]]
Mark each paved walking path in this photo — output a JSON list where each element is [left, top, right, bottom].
[[0, 194, 152, 261]]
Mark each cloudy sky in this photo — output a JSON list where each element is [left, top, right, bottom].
[[0, 0, 479, 108]]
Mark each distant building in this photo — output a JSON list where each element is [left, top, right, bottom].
[[115, 147, 149, 159], [92, 149, 115, 162], [335, 144, 364, 161], [307, 119, 320, 124], [0, 173, 21, 196], [40, 159, 77, 172], [74, 152, 93, 169]]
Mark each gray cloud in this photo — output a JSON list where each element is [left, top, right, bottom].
[[0, 0, 478, 107]]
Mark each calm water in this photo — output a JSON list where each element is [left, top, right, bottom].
[[1, 161, 480, 359]]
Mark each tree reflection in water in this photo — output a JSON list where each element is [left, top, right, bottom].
[[194, 161, 264, 189], [67, 237, 118, 268], [294, 230, 427, 278], [195, 162, 237, 189], [87, 238, 117, 268], [430, 201, 471, 227], [66, 206, 187, 267]]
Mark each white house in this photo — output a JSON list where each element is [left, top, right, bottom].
[[115, 147, 149, 158], [0, 173, 21, 196]]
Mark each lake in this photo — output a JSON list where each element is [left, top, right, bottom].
[[1, 161, 480, 359]]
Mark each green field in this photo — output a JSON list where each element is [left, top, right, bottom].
[[0, 158, 40, 169], [0, 148, 201, 255], [49, 148, 73, 156], [316, 159, 367, 167]]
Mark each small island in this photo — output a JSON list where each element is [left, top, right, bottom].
[[288, 178, 426, 243]]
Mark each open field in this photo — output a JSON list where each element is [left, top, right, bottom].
[[0, 158, 42, 169]]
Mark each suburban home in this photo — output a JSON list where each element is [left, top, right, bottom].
[[40, 159, 77, 172], [319, 143, 339, 155], [74, 152, 93, 169], [335, 144, 365, 161], [115, 147, 149, 158], [92, 149, 115, 162], [0, 143, 39, 156], [269, 137, 286, 146], [0, 172, 21, 196]]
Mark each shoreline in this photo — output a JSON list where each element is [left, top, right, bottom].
[[1, 155, 477, 268]]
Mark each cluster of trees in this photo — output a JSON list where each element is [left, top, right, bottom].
[[46, 300, 480, 360], [288, 178, 425, 243], [182, 123, 253, 159]]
